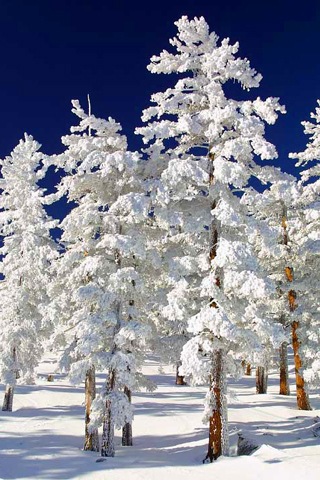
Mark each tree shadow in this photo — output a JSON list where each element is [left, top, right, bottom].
[[232, 415, 320, 450], [1, 413, 319, 480], [0, 428, 210, 479], [0, 404, 84, 421]]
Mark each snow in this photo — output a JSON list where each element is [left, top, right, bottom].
[[0, 352, 319, 479]]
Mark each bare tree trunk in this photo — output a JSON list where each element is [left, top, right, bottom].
[[84, 366, 99, 451], [13, 346, 20, 380], [204, 149, 229, 462], [241, 361, 251, 375], [282, 206, 311, 409], [101, 371, 115, 457], [121, 266, 136, 447], [279, 342, 290, 395], [122, 386, 133, 446], [2, 347, 18, 412], [2, 385, 14, 412], [207, 352, 223, 462], [101, 240, 123, 458], [205, 350, 229, 462], [101, 240, 124, 457], [176, 362, 186, 385], [292, 320, 311, 410], [279, 312, 290, 395], [256, 366, 268, 394], [286, 274, 311, 409], [279, 209, 290, 396]]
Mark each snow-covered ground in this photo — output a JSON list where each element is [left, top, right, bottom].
[[0, 354, 319, 480]]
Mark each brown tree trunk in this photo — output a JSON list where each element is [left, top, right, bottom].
[[282, 207, 311, 410], [2, 385, 14, 412], [101, 371, 115, 457], [256, 366, 268, 394], [101, 243, 123, 457], [13, 346, 20, 380], [286, 275, 311, 410], [121, 268, 136, 447], [205, 350, 228, 462], [282, 206, 312, 410], [122, 386, 133, 446], [279, 208, 290, 395], [204, 149, 229, 462], [2, 347, 18, 412], [176, 362, 186, 385], [279, 342, 290, 395], [84, 366, 99, 451], [279, 208, 290, 396], [292, 321, 311, 410], [241, 361, 251, 375], [278, 312, 290, 395]]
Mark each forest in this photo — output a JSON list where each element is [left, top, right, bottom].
[[0, 15, 319, 478]]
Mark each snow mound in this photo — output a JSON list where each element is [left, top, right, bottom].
[[252, 444, 289, 461]]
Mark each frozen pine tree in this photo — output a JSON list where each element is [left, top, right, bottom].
[[288, 100, 320, 406], [242, 179, 300, 397], [137, 16, 286, 461], [0, 134, 58, 411], [48, 100, 154, 455]]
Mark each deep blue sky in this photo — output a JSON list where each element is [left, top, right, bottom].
[[0, 0, 319, 215]]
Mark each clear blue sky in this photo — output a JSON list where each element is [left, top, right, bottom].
[[0, 0, 319, 207]]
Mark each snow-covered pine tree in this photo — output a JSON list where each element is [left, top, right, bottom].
[[137, 16, 286, 461], [0, 134, 58, 411], [288, 100, 320, 407], [48, 100, 153, 455], [242, 180, 299, 397], [244, 166, 318, 409]]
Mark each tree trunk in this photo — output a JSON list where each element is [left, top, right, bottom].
[[2, 385, 14, 412], [101, 371, 115, 457], [101, 245, 123, 457], [122, 386, 133, 446], [2, 346, 18, 412], [176, 362, 186, 385], [205, 350, 229, 462], [282, 206, 311, 410], [13, 346, 20, 380], [203, 149, 229, 462], [84, 366, 99, 451], [292, 321, 311, 410], [286, 279, 311, 409], [121, 268, 135, 447], [279, 342, 290, 395], [256, 366, 268, 394], [241, 361, 251, 375]]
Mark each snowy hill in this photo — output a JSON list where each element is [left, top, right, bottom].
[[0, 353, 319, 480]]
